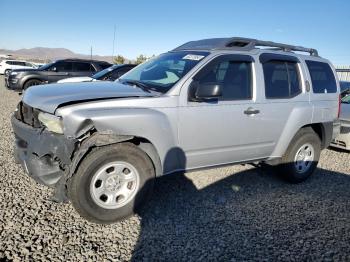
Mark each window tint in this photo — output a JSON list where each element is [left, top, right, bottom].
[[196, 59, 252, 100], [263, 61, 301, 99], [74, 62, 92, 72], [54, 62, 73, 71], [305, 60, 337, 93], [6, 61, 12, 65]]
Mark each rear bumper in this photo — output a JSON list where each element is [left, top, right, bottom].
[[11, 115, 76, 186]]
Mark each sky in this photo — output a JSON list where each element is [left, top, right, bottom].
[[0, 0, 349, 65]]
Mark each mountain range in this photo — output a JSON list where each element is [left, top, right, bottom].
[[0, 47, 124, 63]]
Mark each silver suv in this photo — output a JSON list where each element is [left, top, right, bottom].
[[12, 37, 341, 223]]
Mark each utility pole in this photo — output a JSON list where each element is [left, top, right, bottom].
[[112, 24, 116, 63]]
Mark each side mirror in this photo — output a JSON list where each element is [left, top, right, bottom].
[[50, 67, 57, 72], [190, 81, 223, 102]]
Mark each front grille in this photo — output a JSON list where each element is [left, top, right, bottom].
[[15, 102, 41, 128]]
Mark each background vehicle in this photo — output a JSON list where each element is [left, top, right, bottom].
[[57, 64, 136, 83], [0, 60, 37, 76], [331, 87, 350, 151], [340, 80, 350, 92], [6, 58, 111, 91], [12, 37, 340, 224]]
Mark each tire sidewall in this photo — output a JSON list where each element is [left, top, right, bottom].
[[24, 79, 41, 89]]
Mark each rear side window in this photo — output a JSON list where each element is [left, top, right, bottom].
[[263, 61, 301, 99], [305, 60, 337, 93], [74, 62, 93, 72]]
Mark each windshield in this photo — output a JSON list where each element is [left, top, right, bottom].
[[92, 65, 119, 79], [119, 51, 209, 93], [39, 62, 55, 70]]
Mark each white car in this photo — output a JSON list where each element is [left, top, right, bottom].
[[0, 60, 37, 76], [57, 76, 95, 83]]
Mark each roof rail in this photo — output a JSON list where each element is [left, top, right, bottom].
[[225, 37, 319, 56], [173, 37, 319, 56]]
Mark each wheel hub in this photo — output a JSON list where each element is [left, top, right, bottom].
[[294, 143, 315, 173], [105, 175, 121, 192], [89, 161, 140, 209]]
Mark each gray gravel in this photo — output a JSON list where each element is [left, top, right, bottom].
[[1, 76, 350, 261]]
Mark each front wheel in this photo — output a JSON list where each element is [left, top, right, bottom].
[[279, 127, 321, 183], [68, 143, 155, 224], [4, 69, 11, 77], [23, 79, 42, 89]]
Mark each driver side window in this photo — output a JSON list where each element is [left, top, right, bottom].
[[192, 56, 253, 101]]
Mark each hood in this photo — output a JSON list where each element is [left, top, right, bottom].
[[23, 81, 156, 113], [57, 76, 93, 83]]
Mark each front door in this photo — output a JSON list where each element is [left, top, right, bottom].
[[178, 54, 271, 169], [47, 61, 73, 83]]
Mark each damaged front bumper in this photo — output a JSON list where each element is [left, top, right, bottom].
[[11, 115, 77, 187]]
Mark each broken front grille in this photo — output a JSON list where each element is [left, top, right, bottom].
[[15, 102, 42, 128]]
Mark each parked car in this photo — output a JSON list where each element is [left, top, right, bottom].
[[6, 58, 111, 91], [57, 64, 136, 83], [11, 37, 340, 224], [331, 86, 350, 150], [340, 80, 350, 93], [0, 60, 37, 76]]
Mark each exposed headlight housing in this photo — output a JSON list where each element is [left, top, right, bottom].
[[10, 71, 18, 76], [38, 112, 64, 134]]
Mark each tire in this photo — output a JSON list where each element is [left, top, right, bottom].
[[68, 143, 155, 224], [23, 79, 42, 90], [279, 127, 321, 183], [4, 69, 11, 77]]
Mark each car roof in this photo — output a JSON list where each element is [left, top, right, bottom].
[[173, 37, 320, 58], [53, 58, 111, 64]]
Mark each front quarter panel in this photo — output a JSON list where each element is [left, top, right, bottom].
[[57, 97, 179, 173]]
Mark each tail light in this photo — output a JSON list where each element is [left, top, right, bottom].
[[338, 94, 341, 118]]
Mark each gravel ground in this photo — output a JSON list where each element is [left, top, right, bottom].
[[0, 76, 350, 261]]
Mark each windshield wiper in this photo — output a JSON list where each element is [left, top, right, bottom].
[[120, 79, 153, 93]]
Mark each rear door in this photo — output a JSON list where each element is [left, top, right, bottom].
[[72, 62, 95, 77], [255, 53, 310, 156]]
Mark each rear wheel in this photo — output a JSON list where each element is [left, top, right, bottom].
[[23, 79, 42, 89], [279, 127, 321, 183], [68, 143, 155, 224]]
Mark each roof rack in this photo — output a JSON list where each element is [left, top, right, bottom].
[[173, 37, 319, 56]]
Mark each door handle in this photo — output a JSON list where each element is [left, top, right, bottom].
[[244, 107, 260, 115]]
